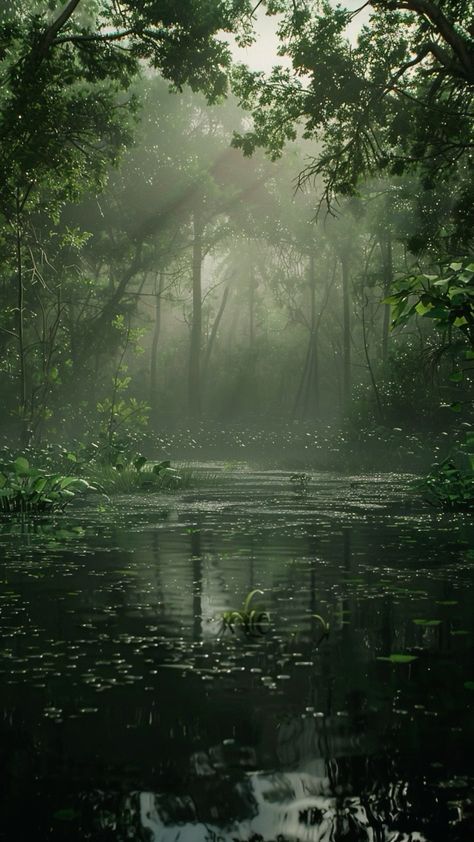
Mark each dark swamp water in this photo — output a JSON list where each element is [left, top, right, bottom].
[[0, 468, 473, 842]]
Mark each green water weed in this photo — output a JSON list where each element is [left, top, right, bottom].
[[221, 589, 270, 636]]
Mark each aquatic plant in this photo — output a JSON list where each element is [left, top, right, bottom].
[[377, 654, 418, 664], [312, 613, 330, 635], [85, 460, 182, 494], [0, 457, 95, 514], [290, 472, 311, 489], [221, 589, 270, 636]]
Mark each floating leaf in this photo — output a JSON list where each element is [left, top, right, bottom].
[[464, 681, 474, 691], [413, 619, 441, 627], [53, 808, 79, 822], [377, 654, 418, 664]]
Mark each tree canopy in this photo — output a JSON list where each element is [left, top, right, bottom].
[[232, 0, 474, 249]]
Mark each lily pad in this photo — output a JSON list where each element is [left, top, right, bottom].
[[377, 654, 418, 664], [53, 808, 79, 822], [413, 619, 441, 627]]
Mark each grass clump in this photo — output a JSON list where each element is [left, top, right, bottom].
[[85, 460, 215, 494], [221, 589, 271, 636]]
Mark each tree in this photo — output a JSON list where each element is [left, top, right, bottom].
[[0, 0, 257, 441], [232, 0, 474, 248]]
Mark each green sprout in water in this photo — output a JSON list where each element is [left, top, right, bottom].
[[221, 589, 270, 636], [290, 472, 311, 490], [312, 613, 330, 636]]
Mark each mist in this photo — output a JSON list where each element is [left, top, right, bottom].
[[0, 2, 473, 841]]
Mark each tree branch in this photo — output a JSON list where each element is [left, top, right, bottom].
[[381, 0, 474, 81], [38, 0, 83, 57]]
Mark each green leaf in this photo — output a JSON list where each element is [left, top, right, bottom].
[[53, 808, 79, 822], [243, 589, 264, 613], [447, 287, 466, 299], [464, 681, 474, 690], [413, 619, 441, 626], [415, 300, 434, 316], [377, 654, 418, 664], [449, 371, 463, 382], [453, 316, 468, 327], [152, 460, 171, 474], [382, 294, 404, 304], [13, 456, 29, 474]]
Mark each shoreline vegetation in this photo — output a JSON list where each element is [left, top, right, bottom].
[[1, 420, 473, 512]]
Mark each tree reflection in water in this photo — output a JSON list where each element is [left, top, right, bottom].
[[138, 766, 428, 841]]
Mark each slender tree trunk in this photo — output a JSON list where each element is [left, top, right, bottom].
[[249, 265, 256, 350], [308, 253, 320, 416], [341, 253, 352, 411], [150, 271, 164, 422], [15, 192, 28, 445], [361, 290, 384, 421], [203, 282, 230, 378], [293, 341, 312, 418], [380, 230, 393, 366], [188, 206, 203, 420]]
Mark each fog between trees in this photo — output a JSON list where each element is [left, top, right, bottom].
[[0, 1, 472, 466]]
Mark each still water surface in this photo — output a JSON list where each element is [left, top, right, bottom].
[[0, 468, 473, 841]]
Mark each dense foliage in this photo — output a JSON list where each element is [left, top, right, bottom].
[[0, 0, 472, 510]]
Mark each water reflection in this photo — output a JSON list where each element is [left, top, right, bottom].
[[0, 470, 472, 840]]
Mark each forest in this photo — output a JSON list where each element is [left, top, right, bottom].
[[0, 2, 473, 841]]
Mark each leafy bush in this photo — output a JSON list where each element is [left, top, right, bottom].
[[423, 457, 474, 510], [0, 457, 95, 514], [385, 259, 474, 346]]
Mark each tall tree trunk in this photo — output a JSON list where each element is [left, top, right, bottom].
[[361, 289, 384, 421], [150, 271, 164, 422], [249, 265, 256, 351], [15, 192, 28, 445], [293, 341, 312, 418], [341, 253, 352, 411], [295, 254, 336, 419], [188, 206, 203, 420], [308, 252, 320, 416], [380, 229, 393, 366], [203, 282, 230, 379]]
